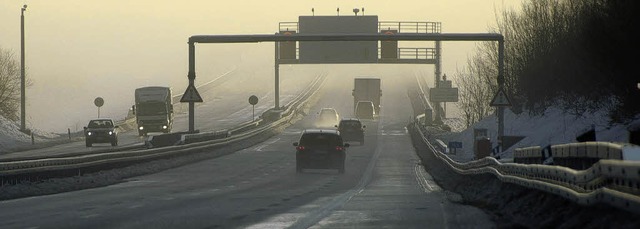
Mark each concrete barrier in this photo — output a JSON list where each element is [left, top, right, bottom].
[[145, 131, 195, 148]]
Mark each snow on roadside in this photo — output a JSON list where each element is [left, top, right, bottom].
[[435, 106, 639, 162], [0, 115, 61, 153]]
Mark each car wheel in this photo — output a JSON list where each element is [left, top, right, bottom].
[[111, 140, 118, 146], [138, 131, 145, 137], [86, 140, 92, 147]]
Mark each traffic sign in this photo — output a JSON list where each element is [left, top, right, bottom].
[[180, 84, 203, 103], [429, 88, 459, 102], [248, 95, 258, 105], [490, 88, 512, 107], [94, 97, 104, 107]]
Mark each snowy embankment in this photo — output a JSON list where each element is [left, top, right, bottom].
[[0, 116, 62, 154], [436, 106, 639, 162]]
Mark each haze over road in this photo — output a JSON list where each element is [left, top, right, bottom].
[[0, 0, 523, 133], [0, 72, 494, 228]]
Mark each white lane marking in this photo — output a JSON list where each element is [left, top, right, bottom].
[[414, 162, 437, 192], [414, 159, 444, 193], [81, 214, 101, 219], [254, 138, 280, 151], [287, 120, 384, 229], [414, 159, 449, 229]]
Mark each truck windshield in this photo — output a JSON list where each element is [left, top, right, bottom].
[[137, 102, 167, 115]]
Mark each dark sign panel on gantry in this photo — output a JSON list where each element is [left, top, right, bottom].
[[298, 16, 379, 63]]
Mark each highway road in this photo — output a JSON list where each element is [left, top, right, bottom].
[[0, 66, 319, 162], [0, 72, 494, 228]]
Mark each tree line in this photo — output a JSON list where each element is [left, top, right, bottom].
[[0, 47, 22, 121], [456, 0, 639, 127]]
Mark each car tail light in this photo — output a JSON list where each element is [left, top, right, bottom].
[[296, 146, 305, 151], [336, 146, 345, 151]]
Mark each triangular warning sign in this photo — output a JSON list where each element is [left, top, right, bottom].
[[180, 84, 203, 103], [490, 89, 512, 107]]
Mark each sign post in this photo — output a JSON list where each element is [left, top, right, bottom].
[[180, 80, 204, 132], [94, 97, 104, 118], [248, 95, 259, 121], [490, 88, 512, 153]]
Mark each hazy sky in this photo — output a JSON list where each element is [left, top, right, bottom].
[[0, 0, 523, 133]]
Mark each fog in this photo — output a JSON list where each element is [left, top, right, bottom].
[[0, 0, 522, 133]]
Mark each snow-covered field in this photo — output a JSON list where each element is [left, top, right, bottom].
[[436, 106, 640, 162], [0, 116, 62, 153]]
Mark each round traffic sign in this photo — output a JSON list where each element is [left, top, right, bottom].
[[248, 95, 258, 105], [94, 97, 104, 107]]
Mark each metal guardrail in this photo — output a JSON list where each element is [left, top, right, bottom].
[[278, 22, 298, 33], [0, 73, 328, 179], [378, 21, 441, 34], [179, 72, 328, 144], [410, 122, 640, 215]]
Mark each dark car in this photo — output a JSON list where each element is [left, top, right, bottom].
[[84, 118, 119, 147], [335, 118, 366, 145], [293, 129, 350, 174]]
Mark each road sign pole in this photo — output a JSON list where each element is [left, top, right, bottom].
[[274, 41, 280, 109], [188, 41, 196, 133], [434, 40, 442, 121], [497, 39, 505, 151], [248, 95, 259, 122]]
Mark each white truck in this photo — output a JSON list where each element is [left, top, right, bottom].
[[352, 78, 382, 114], [133, 86, 174, 136]]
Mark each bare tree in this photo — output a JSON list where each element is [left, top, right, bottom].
[[0, 47, 21, 121]]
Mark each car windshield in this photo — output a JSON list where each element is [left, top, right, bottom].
[[320, 109, 336, 116], [88, 120, 113, 128]]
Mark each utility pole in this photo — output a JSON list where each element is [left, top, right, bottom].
[[20, 4, 27, 132]]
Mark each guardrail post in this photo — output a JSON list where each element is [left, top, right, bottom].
[[31, 132, 34, 145], [68, 128, 71, 140]]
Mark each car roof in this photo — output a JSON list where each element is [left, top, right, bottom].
[[340, 118, 361, 122], [320, 108, 337, 111], [302, 129, 340, 135], [89, 118, 115, 121]]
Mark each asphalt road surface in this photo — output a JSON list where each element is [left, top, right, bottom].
[[0, 72, 494, 228]]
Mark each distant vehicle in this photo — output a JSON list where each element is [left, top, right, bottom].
[[134, 86, 174, 136], [293, 129, 350, 174], [355, 101, 375, 120], [84, 118, 119, 147], [335, 118, 366, 145], [353, 78, 381, 114], [316, 108, 340, 127]]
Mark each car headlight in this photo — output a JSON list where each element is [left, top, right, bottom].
[[87, 132, 92, 136], [108, 131, 113, 135], [162, 125, 167, 129], [139, 126, 144, 130]]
